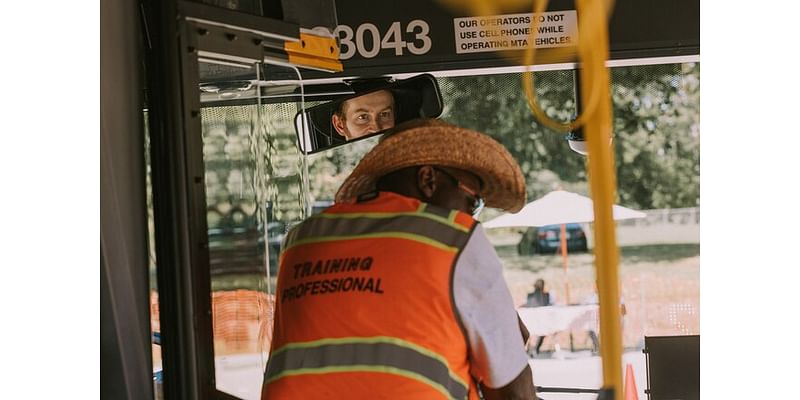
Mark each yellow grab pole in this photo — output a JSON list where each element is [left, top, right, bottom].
[[576, 0, 623, 397]]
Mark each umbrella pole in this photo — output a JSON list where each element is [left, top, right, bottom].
[[560, 223, 570, 304]]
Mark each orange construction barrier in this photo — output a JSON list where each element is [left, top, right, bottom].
[[624, 363, 639, 400]]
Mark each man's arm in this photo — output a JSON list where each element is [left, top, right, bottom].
[[453, 225, 537, 399], [517, 313, 530, 344], [480, 364, 536, 400], [483, 314, 535, 400]]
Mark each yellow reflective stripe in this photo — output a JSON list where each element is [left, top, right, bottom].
[[447, 210, 458, 224], [286, 232, 459, 253], [268, 336, 468, 398], [314, 211, 470, 233], [266, 365, 456, 399], [272, 336, 459, 380]]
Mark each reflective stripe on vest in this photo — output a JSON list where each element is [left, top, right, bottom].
[[283, 205, 470, 254], [265, 337, 468, 400]]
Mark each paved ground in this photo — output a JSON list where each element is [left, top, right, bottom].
[[213, 349, 649, 400], [531, 349, 647, 400], [214, 353, 266, 400]]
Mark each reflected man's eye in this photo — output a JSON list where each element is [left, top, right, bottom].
[[379, 110, 393, 120], [355, 114, 370, 124]]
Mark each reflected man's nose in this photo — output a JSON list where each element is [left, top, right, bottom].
[[366, 118, 379, 133]]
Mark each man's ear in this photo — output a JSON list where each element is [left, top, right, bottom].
[[416, 165, 437, 199], [332, 114, 347, 137]]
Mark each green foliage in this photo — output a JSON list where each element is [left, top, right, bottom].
[[611, 63, 700, 209], [306, 135, 383, 202], [439, 70, 589, 203], [264, 63, 700, 211], [439, 63, 700, 210]]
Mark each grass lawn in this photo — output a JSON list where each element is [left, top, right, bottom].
[[499, 243, 700, 350]]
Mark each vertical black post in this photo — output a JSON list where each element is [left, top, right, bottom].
[[142, 0, 214, 398], [571, 68, 585, 141]]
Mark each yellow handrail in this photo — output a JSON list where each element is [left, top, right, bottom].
[[521, 0, 598, 132], [573, 0, 623, 396], [437, 0, 624, 398]]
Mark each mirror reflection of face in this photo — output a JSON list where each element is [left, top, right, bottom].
[[332, 90, 395, 141]]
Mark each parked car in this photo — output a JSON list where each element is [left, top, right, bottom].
[[206, 221, 286, 276], [517, 223, 589, 255], [205, 201, 332, 277], [311, 199, 334, 215]]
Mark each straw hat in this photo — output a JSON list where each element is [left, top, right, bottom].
[[335, 118, 527, 212]]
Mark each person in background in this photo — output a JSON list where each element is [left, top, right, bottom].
[[262, 118, 537, 400], [525, 278, 555, 307], [525, 279, 556, 355], [331, 89, 395, 140]]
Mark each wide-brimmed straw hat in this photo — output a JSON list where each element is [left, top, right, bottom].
[[335, 118, 527, 212]]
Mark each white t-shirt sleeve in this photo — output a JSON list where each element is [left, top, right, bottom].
[[453, 224, 529, 388]]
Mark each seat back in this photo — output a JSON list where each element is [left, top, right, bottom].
[[644, 335, 700, 400]]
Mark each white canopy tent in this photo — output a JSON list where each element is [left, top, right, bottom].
[[483, 190, 645, 304], [483, 190, 645, 229]]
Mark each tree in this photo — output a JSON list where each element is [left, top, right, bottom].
[[611, 63, 700, 209], [439, 63, 700, 210], [439, 70, 589, 203]]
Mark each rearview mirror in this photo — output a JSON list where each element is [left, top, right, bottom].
[[294, 74, 443, 154]]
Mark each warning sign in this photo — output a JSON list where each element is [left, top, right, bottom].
[[453, 11, 578, 54]]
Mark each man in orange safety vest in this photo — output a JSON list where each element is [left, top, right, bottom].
[[262, 118, 538, 399]]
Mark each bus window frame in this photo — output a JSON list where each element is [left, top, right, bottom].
[[145, 1, 300, 398]]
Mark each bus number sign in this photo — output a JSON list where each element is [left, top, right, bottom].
[[335, 20, 433, 60]]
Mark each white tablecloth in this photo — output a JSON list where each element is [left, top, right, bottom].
[[517, 305, 599, 336]]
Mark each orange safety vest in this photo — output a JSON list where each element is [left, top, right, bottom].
[[262, 191, 480, 400]]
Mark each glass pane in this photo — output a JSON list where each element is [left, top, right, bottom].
[[306, 135, 384, 206], [436, 63, 700, 399], [198, 60, 308, 399], [190, 61, 698, 399], [144, 110, 164, 400], [614, 64, 700, 400]]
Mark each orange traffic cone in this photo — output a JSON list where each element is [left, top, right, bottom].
[[624, 363, 639, 400]]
